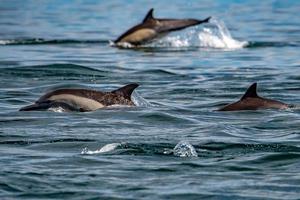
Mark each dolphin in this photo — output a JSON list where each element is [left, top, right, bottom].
[[218, 83, 291, 111], [19, 83, 139, 112], [114, 8, 211, 46]]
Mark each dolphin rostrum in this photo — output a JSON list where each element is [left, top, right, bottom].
[[19, 83, 139, 112], [114, 8, 211, 46], [218, 83, 291, 111]]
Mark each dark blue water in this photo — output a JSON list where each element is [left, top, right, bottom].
[[1, 0, 300, 199]]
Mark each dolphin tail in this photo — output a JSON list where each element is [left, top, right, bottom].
[[200, 16, 211, 24]]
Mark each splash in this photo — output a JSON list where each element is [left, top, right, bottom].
[[81, 143, 121, 155], [131, 91, 152, 107], [151, 18, 247, 49], [289, 104, 300, 111], [0, 40, 13, 45], [197, 18, 248, 49], [109, 40, 134, 48], [48, 107, 68, 113], [173, 141, 198, 157]]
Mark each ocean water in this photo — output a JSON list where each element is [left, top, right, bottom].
[[1, 0, 300, 199]]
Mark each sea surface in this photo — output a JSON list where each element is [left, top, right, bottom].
[[1, 0, 300, 199]]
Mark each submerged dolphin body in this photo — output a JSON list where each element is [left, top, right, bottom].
[[19, 83, 139, 112], [218, 83, 291, 111], [114, 8, 211, 46]]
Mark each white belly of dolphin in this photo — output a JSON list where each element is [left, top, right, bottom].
[[48, 94, 104, 111], [119, 28, 156, 44]]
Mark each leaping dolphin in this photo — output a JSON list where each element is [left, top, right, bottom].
[[19, 83, 139, 112], [114, 8, 211, 46], [218, 83, 291, 111]]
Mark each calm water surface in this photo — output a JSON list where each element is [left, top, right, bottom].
[[0, 0, 300, 199]]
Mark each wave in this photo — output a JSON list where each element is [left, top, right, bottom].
[[2, 29, 298, 49], [0, 38, 107, 45], [0, 138, 94, 145], [1, 63, 106, 78], [247, 41, 300, 48], [1, 63, 102, 71], [79, 142, 300, 157], [81, 141, 199, 157]]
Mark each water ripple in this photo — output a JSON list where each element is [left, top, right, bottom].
[[0, 38, 107, 45]]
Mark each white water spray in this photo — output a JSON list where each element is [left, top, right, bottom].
[[153, 18, 247, 49], [173, 141, 198, 157], [81, 143, 121, 155]]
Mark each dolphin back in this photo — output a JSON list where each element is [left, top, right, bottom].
[[156, 16, 211, 33]]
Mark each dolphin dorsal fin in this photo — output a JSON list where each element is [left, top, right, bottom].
[[241, 83, 259, 100], [142, 8, 154, 23], [112, 83, 139, 100]]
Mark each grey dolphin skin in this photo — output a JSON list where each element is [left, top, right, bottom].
[[218, 83, 291, 111], [114, 8, 211, 46], [19, 83, 139, 112]]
